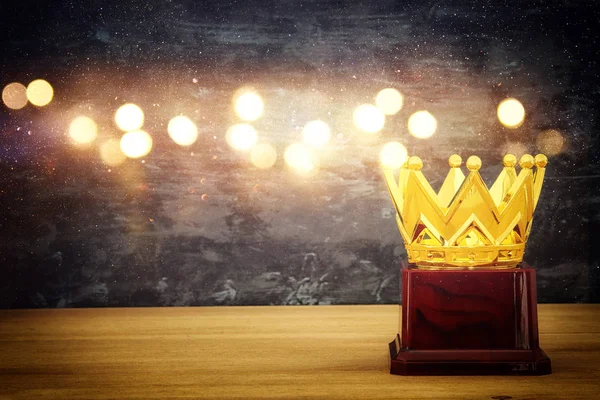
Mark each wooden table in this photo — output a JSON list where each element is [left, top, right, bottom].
[[0, 305, 599, 399]]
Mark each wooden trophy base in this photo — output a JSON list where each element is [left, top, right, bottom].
[[390, 267, 551, 375]]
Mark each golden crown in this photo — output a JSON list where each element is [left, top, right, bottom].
[[384, 154, 548, 269]]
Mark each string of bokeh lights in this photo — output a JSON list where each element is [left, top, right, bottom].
[[2, 79, 566, 175]]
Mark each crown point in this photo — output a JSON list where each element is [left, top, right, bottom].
[[448, 154, 462, 168], [519, 154, 534, 169], [534, 154, 548, 168], [503, 154, 517, 168], [408, 156, 423, 170], [466, 156, 482, 171]]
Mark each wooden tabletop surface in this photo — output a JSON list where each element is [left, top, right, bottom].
[[0, 305, 599, 399]]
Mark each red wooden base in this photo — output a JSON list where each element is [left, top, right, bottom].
[[390, 267, 551, 375]]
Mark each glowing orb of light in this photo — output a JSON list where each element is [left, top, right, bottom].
[[115, 103, 145, 132], [69, 116, 98, 145], [497, 98, 525, 128], [408, 110, 437, 139], [302, 120, 331, 148], [2, 82, 28, 110], [120, 130, 153, 158], [26, 79, 54, 107], [380, 141, 408, 170], [353, 104, 385, 133], [284, 143, 318, 174], [536, 129, 565, 156], [100, 139, 127, 166], [234, 90, 264, 122], [250, 143, 278, 169], [226, 123, 258, 151], [168, 116, 198, 146], [376, 88, 403, 115]]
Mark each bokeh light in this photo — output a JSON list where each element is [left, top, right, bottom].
[[376, 88, 403, 115], [353, 104, 385, 133], [380, 141, 408, 169], [2, 82, 28, 110], [536, 129, 565, 156], [100, 139, 127, 166], [26, 79, 53, 107], [250, 143, 278, 169], [226, 123, 258, 151], [168, 115, 198, 146], [408, 110, 437, 139], [234, 90, 264, 122], [302, 120, 331, 148], [68, 116, 98, 145], [115, 103, 145, 132], [497, 98, 525, 128], [120, 130, 153, 158], [284, 143, 318, 175]]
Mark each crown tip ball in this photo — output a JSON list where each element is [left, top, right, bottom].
[[519, 154, 535, 169], [534, 154, 548, 168], [466, 155, 482, 171], [407, 156, 423, 170], [503, 154, 517, 167], [448, 154, 462, 168]]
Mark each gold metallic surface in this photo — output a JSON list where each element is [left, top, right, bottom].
[[466, 155, 482, 171], [503, 154, 517, 168], [535, 154, 548, 168], [448, 154, 462, 168], [520, 154, 535, 169], [383, 154, 547, 269], [407, 156, 423, 171]]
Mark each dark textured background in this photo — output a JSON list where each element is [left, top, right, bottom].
[[1, 0, 599, 307]]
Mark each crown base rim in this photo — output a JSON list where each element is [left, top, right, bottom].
[[406, 244, 525, 269], [413, 264, 520, 270]]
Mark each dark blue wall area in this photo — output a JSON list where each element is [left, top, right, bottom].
[[1, 0, 598, 307]]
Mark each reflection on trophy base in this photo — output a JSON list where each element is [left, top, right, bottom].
[[389, 267, 551, 375], [389, 335, 551, 375]]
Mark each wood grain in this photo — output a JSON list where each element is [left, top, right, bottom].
[[0, 305, 599, 399]]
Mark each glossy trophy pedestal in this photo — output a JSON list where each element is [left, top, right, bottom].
[[389, 267, 551, 375]]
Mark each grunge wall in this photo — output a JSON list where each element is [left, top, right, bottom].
[[1, 0, 598, 307]]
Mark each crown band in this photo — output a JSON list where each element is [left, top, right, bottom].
[[407, 243, 525, 269]]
